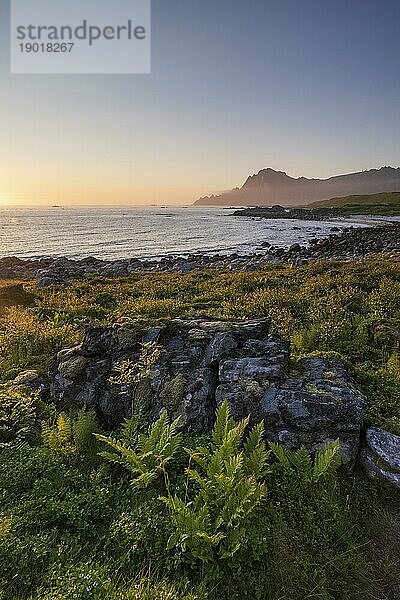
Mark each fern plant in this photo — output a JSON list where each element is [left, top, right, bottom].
[[268, 439, 343, 556], [42, 412, 75, 455], [269, 439, 341, 483], [160, 401, 270, 563], [96, 410, 182, 489], [73, 409, 101, 456], [41, 409, 100, 456]]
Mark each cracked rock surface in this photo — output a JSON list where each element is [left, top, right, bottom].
[[361, 428, 400, 489], [49, 317, 367, 471]]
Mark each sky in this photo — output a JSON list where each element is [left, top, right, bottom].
[[0, 0, 399, 206]]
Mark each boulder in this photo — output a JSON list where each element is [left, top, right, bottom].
[[58, 355, 91, 380], [10, 370, 49, 396], [216, 337, 290, 421], [361, 428, 400, 489], [0, 257, 25, 268], [258, 357, 367, 472], [37, 277, 69, 289], [291, 258, 308, 268], [48, 318, 367, 470]]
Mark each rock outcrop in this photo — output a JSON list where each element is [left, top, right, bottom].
[[49, 318, 367, 471], [361, 428, 400, 489]]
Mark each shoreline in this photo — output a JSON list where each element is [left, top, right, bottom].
[[2, 205, 397, 264], [233, 204, 400, 222], [1, 222, 399, 285]]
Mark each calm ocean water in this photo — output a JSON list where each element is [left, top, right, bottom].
[[0, 206, 370, 261]]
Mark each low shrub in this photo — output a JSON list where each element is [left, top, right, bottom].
[[0, 387, 39, 445]]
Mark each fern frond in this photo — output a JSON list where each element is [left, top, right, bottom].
[[122, 416, 141, 443], [269, 441, 291, 468], [233, 415, 250, 441], [143, 410, 169, 450], [97, 410, 182, 489], [57, 413, 72, 445], [244, 444, 270, 478], [291, 446, 313, 478], [72, 409, 99, 456], [190, 451, 210, 471], [97, 450, 132, 468], [224, 453, 244, 477], [41, 412, 76, 455], [196, 530, 225, 546], [313, 439, 341, 480], [244, 421, 264, 455], [96, 434, 148, 472], [212, 401, 235, 445], [186, 468, 207, 488], [132, 471, 159, 489]]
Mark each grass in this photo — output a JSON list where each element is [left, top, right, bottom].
[[0, 256, 400, 599], [304, 192, 400, 215], [1, 257, 399, 432]]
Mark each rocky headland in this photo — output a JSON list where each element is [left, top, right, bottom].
[[195, 166, 400, 207], [233, 205, 342, 220]]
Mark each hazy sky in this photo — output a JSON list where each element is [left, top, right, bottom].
[[0, 0, 399, 206]]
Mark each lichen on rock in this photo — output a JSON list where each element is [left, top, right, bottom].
[[48, 317, 367, 472]]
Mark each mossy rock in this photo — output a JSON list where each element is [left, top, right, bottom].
[[134, 377, 153, 418], [160, 373, 186, 412]]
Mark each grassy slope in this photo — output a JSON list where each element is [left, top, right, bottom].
[[304, 192, 400, 215], [0, 259, 400, 600]]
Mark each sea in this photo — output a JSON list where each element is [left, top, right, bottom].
[[0, 205, 378, 261]]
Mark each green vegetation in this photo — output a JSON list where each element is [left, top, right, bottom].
[[305, 191, 400, 215], [1, 259, 399, 433], [41, 409, 100, 457], [96, 410, 183, 489], [159, 404, 269, 563], [1, 397, 394, 600], [0, 257, 400, 598]]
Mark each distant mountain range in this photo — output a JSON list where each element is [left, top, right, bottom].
[[194, 166, 400, 207]]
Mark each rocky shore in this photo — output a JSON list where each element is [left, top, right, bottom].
[[0, 223, 399, 285], [233, 205, 341, 220]]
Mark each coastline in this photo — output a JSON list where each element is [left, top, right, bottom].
[[233, 204, 400, 222], [1, 221, 399, 285], [0, 205, 376, 262]]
